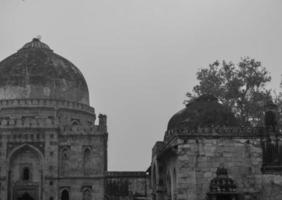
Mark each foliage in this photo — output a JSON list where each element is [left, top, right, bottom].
[[186, 57, 272, 125]]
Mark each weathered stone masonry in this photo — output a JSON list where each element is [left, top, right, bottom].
[[0, 98, 108, 200], [0, 39, 151, 200], [151, 95, 282, 200]]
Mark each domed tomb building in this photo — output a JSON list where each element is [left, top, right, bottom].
[[0, 39, 150, 200], [151, 95, 282, 200]]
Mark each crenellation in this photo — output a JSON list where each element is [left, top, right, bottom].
[[164, 126, 273, 142], [0, 98, 95, 114]]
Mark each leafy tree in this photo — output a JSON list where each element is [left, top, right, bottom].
[[186, 57, 272, 125]]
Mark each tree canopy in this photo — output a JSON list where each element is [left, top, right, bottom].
[[186, 57, 272, 125]]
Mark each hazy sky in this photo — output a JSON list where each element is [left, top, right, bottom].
[[1, 0, 282, 171]]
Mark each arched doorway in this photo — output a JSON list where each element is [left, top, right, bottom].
[[82, 189, 92, 200], [8, 144, 43, 200], [17, 193, 34, 200], [61, 190, 69, 200]]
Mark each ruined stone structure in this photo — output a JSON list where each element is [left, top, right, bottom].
[[151, 94, 282, 200], [105, 172, 150, 200], [0, 39, 149, 200]]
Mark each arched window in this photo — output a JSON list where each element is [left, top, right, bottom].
[[61, 190, 69, 200], [61, 148, 70, 176], [23, 167, 30, 181], [62, 149, 69, 160], [82, 189, 92, 200], [71, 119, 80, 126], [152, 164, 157, 187], [172, 169, 177, 200], [84, 149, 90, 161], [83, 148, 91, 175], [21, 193, 33, 200]]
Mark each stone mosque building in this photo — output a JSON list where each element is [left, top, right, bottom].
[[1, 38, 282, 200]]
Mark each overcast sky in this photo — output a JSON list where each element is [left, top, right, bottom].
[[0, 0, 282, 171]]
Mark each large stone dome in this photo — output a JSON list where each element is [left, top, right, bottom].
[[0, 38, 89, 105], [167, 94, 238, 131]]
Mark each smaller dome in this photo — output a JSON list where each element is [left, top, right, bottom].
[[167, 94, 238, 131]]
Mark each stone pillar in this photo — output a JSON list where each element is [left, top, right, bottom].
[[176, 140, 198, 200]]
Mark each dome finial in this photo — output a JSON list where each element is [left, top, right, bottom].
[[32, 35, 42, 42], [20, 36, 51, 51]]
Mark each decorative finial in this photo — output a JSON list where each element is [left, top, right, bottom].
[[36, 35, 42, 41], [19, 36, 52, 52]]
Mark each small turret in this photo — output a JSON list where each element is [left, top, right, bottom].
[[98, 114, 107, 131]]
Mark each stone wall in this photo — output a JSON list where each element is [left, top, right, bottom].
[[175, 136, 282, 200], [106, 171, 150, 200], [259, 175, 282, 200], [0, 98, 108, 200]]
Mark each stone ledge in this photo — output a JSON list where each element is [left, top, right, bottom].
[[261, 165, 282, 174], [0, 98, 94, 114], [51, 176, 106, 179], [106, 171, 148, 178], [164, 127, 281, 142]]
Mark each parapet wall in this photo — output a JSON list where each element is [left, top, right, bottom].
[[106, 171, 148, 178], [105, 171, 150, 200], [0, 98, 110, 133], [164, 127, 277, 142], [0, 98, 94, 114]]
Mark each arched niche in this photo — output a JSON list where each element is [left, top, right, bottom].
[[83, 148, 91, 175], [171, 168, 177, 200], [61, 189, 69, 200], [151, 162, 159, 188], [60, 146, 70, 176], [7, 144, 43, 200], [151, 161, 160, 200], [166, 168, 177, 200], [82, 188, 92, 200]]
